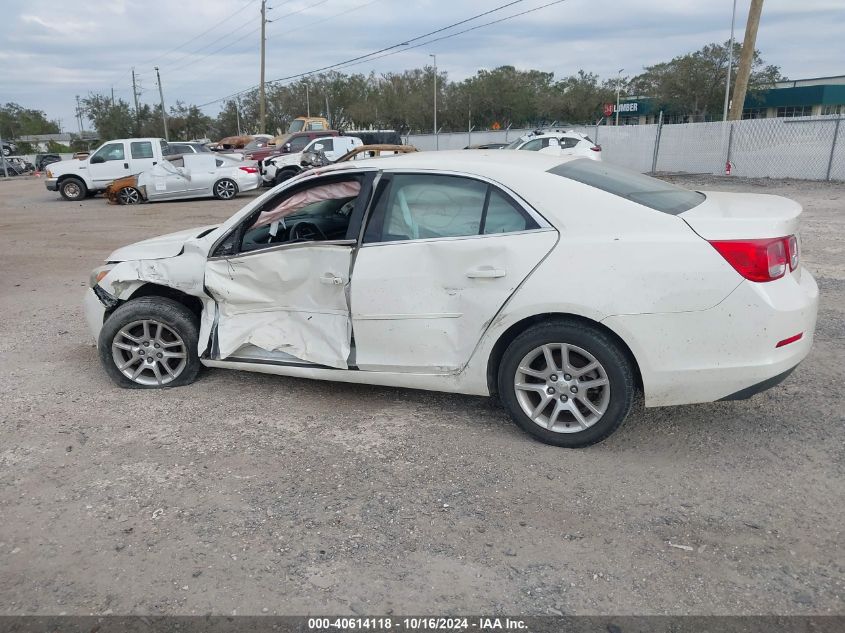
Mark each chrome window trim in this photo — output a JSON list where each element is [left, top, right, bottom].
[[208, 239, 356, 261], [358, 227, 556, 249]]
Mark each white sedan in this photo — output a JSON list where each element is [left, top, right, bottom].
[[111, 153, 261, 204], [84, 151, 818, 448]]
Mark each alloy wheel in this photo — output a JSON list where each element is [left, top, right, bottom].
[[216, 180, 236, 199], [118, 187, 141, 205], [110, 319, 188, 386], [514, 343, 611, 433]]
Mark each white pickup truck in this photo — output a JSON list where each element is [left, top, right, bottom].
[[46, 138, 170, 200], [261, 135, 363, 186]]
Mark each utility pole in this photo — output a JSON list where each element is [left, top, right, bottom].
[[259, 0, 267, 133], [75, 95, 83, 135], [615, 68, 624, 126], [131, 67, 141, 133], [111, 85, 115, 107], [154, 66, 169, 141], [430, 54, 438, 150], [729, 0, 764, 121], [722, 0, 738, 121], [306, 83, 310, 116], [236, 97, 242, 136]]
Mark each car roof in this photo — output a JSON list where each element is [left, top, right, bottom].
[[317, 149, 580, 180]]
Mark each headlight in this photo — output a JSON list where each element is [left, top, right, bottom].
[[89, 265, 114, 288], [46, 170, 53, 178]]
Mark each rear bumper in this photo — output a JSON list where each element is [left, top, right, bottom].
[[603, 268, 819, 406]]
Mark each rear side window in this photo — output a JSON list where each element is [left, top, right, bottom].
[[289, 136, 310, 152], [131, 141, 154, 159], [364, 174, 538, 243], [548, 159, 705, 215]]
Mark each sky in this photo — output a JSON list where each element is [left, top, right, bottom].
[[0, 0, 843, 131]]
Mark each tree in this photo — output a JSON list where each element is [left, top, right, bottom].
[[81, 94, 134, 139], [630, 41, 784, 121], [0, 102, 60, 139]]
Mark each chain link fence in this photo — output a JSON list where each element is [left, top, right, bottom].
[[408, 115, 845, 181]]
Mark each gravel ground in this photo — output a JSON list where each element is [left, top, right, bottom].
[[0, 175, 842, 616]]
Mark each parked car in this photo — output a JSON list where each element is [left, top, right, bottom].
[[105, 153, 261, 204], [504, 130, 601, 160], [249, 130, 341, 162], [0, 157, 26, 176], [344, 130, 402, 146], [5, 156, 34, 173], [260, 135, 363, 185], [84, 152, 818, 448], [210, 135, 254, 152], [35, 153, 63, 171], [2, 140, 17, 157], [45, 138, 169, 200], [166, 142, 212, 155]]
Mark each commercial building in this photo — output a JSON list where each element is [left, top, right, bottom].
[[606, 74, 845, 124]]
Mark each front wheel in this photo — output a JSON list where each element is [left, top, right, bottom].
[[59, 177, 87, 201], [213, 178, 238, 200], [98, 297, 201, 389], [497, 321, 635, 448]]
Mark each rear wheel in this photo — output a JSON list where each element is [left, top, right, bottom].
[[213, 178, 238, 200], [497, 321, 635, 448], [98, 297, 201, 389], [117, 186, 142, 205], [59, 177, 87, 201]]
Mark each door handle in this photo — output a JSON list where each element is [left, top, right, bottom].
[[466, 266, 506, 279], [124, 162, 129, 169], [320, 273, 344, 285]]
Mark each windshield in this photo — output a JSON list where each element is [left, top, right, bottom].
[[243, 139, 268, 151], [505, 136, 529, 149], [289, 119, 305, 132], [548, 159, 705, 215]]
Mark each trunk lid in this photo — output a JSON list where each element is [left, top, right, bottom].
[[681, 191, 801, 240]]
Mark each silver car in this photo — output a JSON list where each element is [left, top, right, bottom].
[[111, 154, 261, 204]]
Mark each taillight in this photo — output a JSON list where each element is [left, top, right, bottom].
[[239, 166, 258, 174], [708, 236, 799, 282], [788, 235, 799, 270], [590, 145, 602, 152]]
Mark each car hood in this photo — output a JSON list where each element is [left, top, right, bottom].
[[45, 158, 87, 176], [107, 225, 218, 262]]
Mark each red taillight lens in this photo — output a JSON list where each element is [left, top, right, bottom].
[[708, 236, 795, 282], [591, 145, 602, 152], [787, 235, 799, 270], [239, 166, 258, 174]]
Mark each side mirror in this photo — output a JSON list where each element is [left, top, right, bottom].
[[284, 143, 291, 152], [90, 155, 105, 164]]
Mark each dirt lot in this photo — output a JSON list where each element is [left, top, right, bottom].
[[0, 175, 842, 616]]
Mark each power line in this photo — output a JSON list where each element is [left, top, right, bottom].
[[197, 0, 533, 108], [166, 0, 382, 93]]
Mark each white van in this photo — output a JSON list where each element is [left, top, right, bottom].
[[45, 138, 169, 200], [261, 136, 363, 186]]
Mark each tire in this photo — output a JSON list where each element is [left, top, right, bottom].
[[213, 178, 238, 200], [59, 177, 87, 201], [98, 297, 201, 389], [117, 186, 142, 205], [274, 169, 298, 186], [497, 321, 635, 448]]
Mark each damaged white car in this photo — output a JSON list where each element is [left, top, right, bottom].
[[107, 153, 261, 204], [85, 151, 818, 448]]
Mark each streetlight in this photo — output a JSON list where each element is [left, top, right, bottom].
[[723, 0, 738, 121], [430, 53, 438, 150], [615, 68, 624, 126]]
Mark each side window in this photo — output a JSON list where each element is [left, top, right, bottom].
[[364, 175, 540, 243], [559, 138, 580, 149], [160, 140, 169, 156], [316, 139, 334, 152], [367, 174, 487, 242], [483, 188, 533, 234], [93, 142, 125, 162], [130, 141, 154, 159], [289, 136, 310, 152], [239, 178, 363, 252], [520, 139, 544, 151], [215, 158, 224, 167]]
